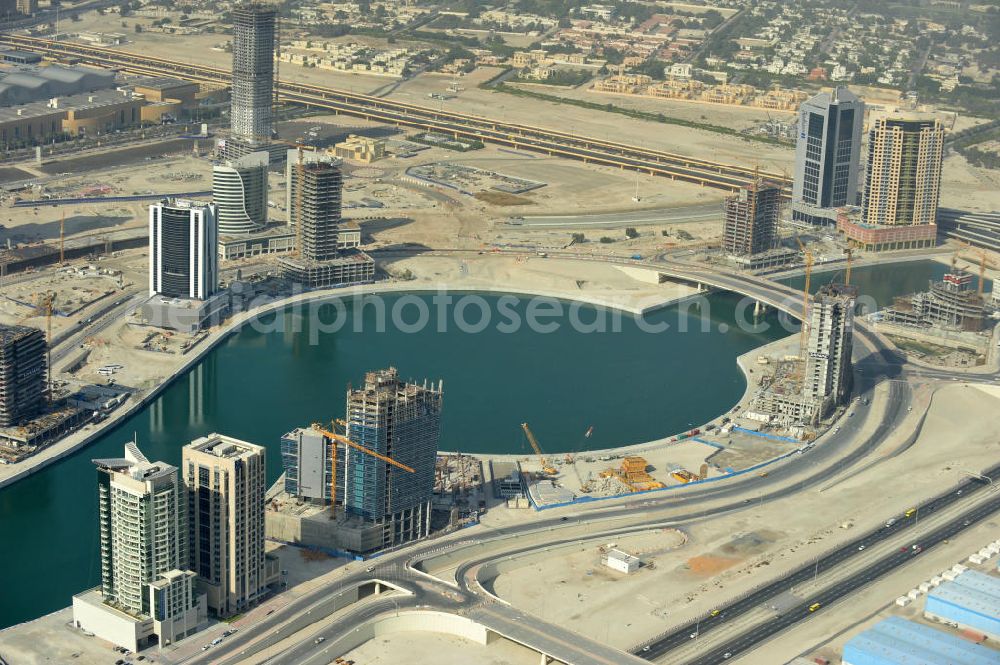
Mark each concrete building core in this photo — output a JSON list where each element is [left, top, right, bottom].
[[723, 181, 782, 257], [229, 1, 276, 150], [183, 433, 274, 618], [281, 426, 344, 504], [0, 324, 46, 427]]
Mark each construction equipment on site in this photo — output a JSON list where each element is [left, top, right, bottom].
[[59, 212, 65, 266], [599, 456, 664, 492], [520, 423, 557, 476], [843, 248, 852, 286], [959, 241, 996, 301], [310, 422, 415, 518], [670, 467, 697, 484], [36, 291, 55, 401], [699, 463, 709, 480], [294, 145, 305, 257], [795, 237, 814, 360]]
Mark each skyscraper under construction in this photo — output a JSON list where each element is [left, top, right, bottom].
[[723, 180, 782, 257], [344, 368, 442, 549], [278, 152, 374, 287], [228, 1, 276, 157]]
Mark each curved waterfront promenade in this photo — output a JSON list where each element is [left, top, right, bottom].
[[0, 269, 736, 490]]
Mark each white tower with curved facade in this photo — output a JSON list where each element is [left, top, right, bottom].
[[212, 151, 269, 235]]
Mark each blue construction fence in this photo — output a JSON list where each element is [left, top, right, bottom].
[[528, 445, 804, 512], [732, 427, 801, 444]]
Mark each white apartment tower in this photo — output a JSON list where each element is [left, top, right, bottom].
[[183, 434, 269, 618], [73, 442, 205, 652], [148, 199, 218, 300]]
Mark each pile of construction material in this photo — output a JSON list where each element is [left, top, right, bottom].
[[599, 456, 665, 492]]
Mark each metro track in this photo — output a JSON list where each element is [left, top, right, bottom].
[[0, 34, 792, 194]]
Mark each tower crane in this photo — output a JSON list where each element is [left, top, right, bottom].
[[958, 241, 996, 301], [36, 291, 55, 401], [310, 422, 415, 519], [843, 248, 853, 286], [795, 237, 814, 360], [520, 422, 557, 476]]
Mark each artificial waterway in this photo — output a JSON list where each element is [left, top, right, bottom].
[[0, 259, 966, 629]]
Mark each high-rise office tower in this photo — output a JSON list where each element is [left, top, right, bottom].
[[344, 368, 441, 548], [149, 199, 218, 300], [183, 434, 267, 618], [278, 153, 374, 287], [803, 284, 857, 417], [212, 151, 269, 235], [73, 442, 204, 651], [723, 181, 781, 256], [229, 1, 276, 154], [791, 87, 864, 226], [0, 324, 46, 426], [861, 116, 944, 227]]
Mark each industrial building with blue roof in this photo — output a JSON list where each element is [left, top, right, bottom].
[[842, 616, 1000, 665], [925, 569, 1000, 640]]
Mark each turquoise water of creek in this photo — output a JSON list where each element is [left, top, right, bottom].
[[0, 260, 972, 628]]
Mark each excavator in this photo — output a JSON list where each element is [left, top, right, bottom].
[[310, 422, 415, 519]]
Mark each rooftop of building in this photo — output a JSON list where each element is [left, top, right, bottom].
[[843, 616, 998, 665], [928, 569, 1000, 619], [606, 548, 639, 563], [804, 85, 861, 108], [186, 433, 264, 459], [156, 197, 213, 211], [72, 587, 149, 624], [130, 76, 197, 91], [0, 89, 135, 122], [0, 323, 43, 346], [815, 283, 859, 300], [92, 442, 177, 483]]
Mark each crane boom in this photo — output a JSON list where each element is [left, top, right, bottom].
[[310, 422, 415, 519], [311, 423, 415, 471], [795, 238, 813, 360], [521, 422, 556, 475]]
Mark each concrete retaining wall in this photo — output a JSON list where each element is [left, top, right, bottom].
[[325, 611, 490, 656]]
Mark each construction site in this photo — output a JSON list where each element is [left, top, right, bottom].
[[503, 383, 802, 508]]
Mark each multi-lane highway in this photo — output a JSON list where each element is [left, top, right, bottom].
[[681, 488, 1000, 665], [638, 461, 1000, 661], [0, 34, 791, 195]]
